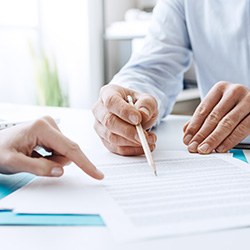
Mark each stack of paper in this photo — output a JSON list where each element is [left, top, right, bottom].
[[1, 151, 250, 242]]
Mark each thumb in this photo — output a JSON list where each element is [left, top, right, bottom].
[[101, 85, 142, 125], [134, 93, 158, 128]]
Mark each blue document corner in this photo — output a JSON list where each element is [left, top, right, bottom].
[[230, 149, 248, 164], [0, 173, 35, 199], [0, 173, 104, 226]]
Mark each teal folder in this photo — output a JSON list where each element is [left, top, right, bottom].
[[230, 149, 248, 164], [0, 173, 34, 199], [0, 211, 104, 226]]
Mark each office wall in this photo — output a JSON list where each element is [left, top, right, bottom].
[[136, 0, 157, 9], [104, 0, 136, 26], [104, 0, 159, 83], [104, 0, 139, 83]]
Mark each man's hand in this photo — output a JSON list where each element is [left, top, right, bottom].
[[92, 84, 158, 156], [0, 116, 104, 179], [183, 81, 250, 154]]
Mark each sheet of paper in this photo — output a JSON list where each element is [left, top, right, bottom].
[[97, 151, 250, 241], [0, 166, 107, 214], [1, 151, 250, 242]]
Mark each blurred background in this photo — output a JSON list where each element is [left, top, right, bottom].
[[0, 0, 199, 114]]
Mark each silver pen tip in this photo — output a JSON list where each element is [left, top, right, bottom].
[[154, 170, 157, 176]]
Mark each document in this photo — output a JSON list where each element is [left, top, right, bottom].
[[98, 151, 250, 241], [1, 151, 250, 242], [0, 166, 107, 214]]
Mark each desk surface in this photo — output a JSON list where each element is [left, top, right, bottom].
[[0, 104, 250, 250]]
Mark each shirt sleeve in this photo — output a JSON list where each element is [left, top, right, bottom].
[[109, 0, 193, 125]]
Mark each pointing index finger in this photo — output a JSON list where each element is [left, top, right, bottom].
[[36, 122, 104, 180]]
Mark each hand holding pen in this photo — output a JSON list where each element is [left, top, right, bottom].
[[92, 84, 158, 159]]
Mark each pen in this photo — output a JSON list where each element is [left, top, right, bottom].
[[0, 118, 60, 130], [127, 95, 157, 176]]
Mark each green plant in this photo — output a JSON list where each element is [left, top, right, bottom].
[[30, 46, 69, 107]]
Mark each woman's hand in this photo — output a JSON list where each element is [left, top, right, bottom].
[[0, 116, 104, 179]]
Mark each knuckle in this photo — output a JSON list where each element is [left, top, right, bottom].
[[35, 167, 49, 177], [118, 107, 130, 119], [192, 131, 207, 142], [207, 111, 221, 125], [67, 142, 80, 153], [228, 83, 248, 99], [234, 83, 246, 92], [107, 132, 116, 144], [206, 134, 218, 145], [152, 109, 159, 123], [226, 134, 239, 147], [100, 84, 109, 96], [103, 112, 116, 128], [123, 125, 136, 138], [220, 117, 235, 131], [104, 94, 117, 108], [30, 118, 48, 131], [185, 124, 199, 135], [215, 81, 229, 90], [141, 94, 158, 108], [41, 116, 54, 124], [196, 104, 209, 117], [235, 123, 249, 138]]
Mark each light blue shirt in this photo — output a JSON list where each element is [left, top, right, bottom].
[[110, 0, 250, 123]]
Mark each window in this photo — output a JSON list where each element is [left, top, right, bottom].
[[0, 0, 104, 108]]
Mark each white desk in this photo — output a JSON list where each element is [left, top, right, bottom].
[[0, 104, 250, 250]]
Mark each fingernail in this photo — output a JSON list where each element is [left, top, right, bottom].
[[139, 107, 150, 117], [188, 141, 199, 153], [148, 135, 155, 144], [216, 145, 225, 153], [51, 167, 63, 177], [184, 134, 193, 145], [129, 114, 139, 124], [198, 143, 210, 154]]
